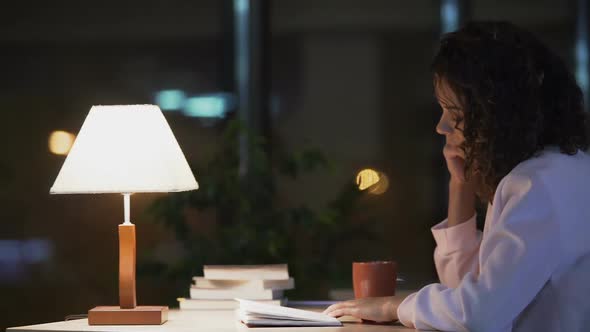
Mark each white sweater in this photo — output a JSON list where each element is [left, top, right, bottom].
[[397, 147, 590, 331]]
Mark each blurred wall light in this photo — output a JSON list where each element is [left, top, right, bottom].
[[22, 238, 53, 264], [235, 0, 248, 14], [183, 93, 236, 119], [0, 240, 22, 282], [234, 0, 250, 105], [156, 89, 186, 111], [357, 169, 380, 190], [369, 173, 389, 195], [0, 238, 53, 282], [441, 0, 459, 34], [356, 169, 389, 195], [49, 130, 76, 155], [270, 95, 281, 117], [576, 0, 589, 109], [576, 40, 589, 95]]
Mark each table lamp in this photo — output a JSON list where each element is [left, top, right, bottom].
[[50, 104, 198, 325]]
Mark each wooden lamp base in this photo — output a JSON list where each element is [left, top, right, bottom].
[[88, 220, 168, 325], [88, 306, 168, 325]]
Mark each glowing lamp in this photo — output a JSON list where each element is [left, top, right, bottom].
[[50, 105, 198, 325]]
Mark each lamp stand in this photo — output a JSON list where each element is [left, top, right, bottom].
[[88, 194, 168, 325]]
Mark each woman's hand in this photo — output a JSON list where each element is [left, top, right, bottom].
[[323, 296, 404, 323], [443, 144, 467, 183], [445, 144, 477, 226]]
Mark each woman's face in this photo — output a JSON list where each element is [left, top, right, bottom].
[[435, 78, 466, 158]]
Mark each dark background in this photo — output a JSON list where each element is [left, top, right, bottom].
[[1, 0, 587, 330]]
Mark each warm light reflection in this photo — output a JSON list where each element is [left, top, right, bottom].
[[356, 168, 389, 195], [49, 131, 75, 155], [369, 173, 389, 195], [356, 169, 380, 190]]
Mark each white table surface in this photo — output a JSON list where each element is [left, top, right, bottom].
[[6, 308, 417, 332]]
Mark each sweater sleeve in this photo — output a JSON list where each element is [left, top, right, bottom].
[[397, 173, 559, 332], [432, 215, 482, 288]]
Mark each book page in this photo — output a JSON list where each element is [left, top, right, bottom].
[[236, 298, 340, 323]]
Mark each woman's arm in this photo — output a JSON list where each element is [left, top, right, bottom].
[[397, 173, 559, 331], [432, 179, 481, 288], [448, 179, 476, 227]]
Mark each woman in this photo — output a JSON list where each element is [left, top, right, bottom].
[[325, 21, 590, 331]]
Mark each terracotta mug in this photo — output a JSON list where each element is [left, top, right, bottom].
[[353, 261, 397, 299]]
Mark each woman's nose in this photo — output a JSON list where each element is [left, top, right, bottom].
[[436, 116, 452, 135]]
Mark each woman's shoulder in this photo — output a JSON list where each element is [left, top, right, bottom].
[[495, 147, 590, 205], [509, 146, 590, 178]]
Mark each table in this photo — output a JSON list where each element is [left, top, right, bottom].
[[6, 308, 416, 332]]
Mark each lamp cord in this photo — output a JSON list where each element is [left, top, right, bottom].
[[65, 314, 88, 321]]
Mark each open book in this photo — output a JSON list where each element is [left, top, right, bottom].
[[236, 298, 342, 327]]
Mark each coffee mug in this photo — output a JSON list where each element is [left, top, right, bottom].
[[353, 261, 397, 299]]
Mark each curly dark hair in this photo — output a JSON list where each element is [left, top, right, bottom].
[[432, 21, 589, 202]]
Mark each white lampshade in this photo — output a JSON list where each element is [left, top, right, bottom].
[[50, 105, 198, 194]]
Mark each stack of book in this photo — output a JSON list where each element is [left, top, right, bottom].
[[178, 264, 294, 310]]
